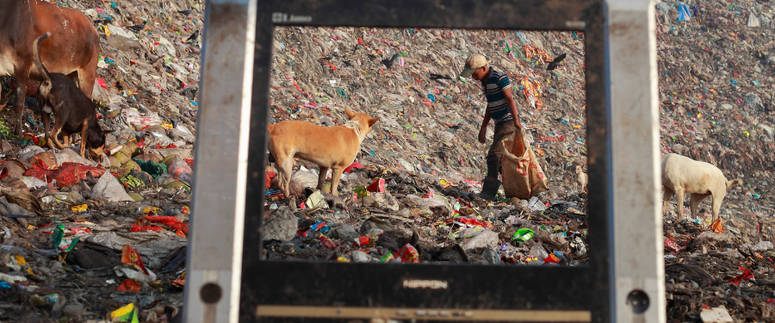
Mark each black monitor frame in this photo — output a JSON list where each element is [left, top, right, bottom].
[[241, 0, 610, 322]]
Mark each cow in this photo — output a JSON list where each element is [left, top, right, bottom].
[[0, 0, 100, 136]]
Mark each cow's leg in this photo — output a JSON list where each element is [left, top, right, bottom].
[[662, 186, 674, 217], [78, 52, 98, 100], [12, 68, 30, 136]]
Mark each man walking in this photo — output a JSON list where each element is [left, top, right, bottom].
[[460, 53, 522, 200]]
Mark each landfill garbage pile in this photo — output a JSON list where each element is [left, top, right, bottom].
[[0, 0, 201, 321], [658, 0, 775, 321], [1, 0, 773, 320]]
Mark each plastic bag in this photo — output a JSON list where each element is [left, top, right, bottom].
[[168, 159, 192, 184], [291, 166, 319, 189], [501, 129, 549, 198], [528, 241, 549, 261], [677, 2, 692, 22]]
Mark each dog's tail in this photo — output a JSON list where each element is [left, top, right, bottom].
[[726, 178, 743, 189], [32, 33, 51, 81]]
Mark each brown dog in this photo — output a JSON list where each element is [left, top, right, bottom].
[[32, 33, 110, 160], [268, 107, 379, 197], [661, 153, 743, 225]]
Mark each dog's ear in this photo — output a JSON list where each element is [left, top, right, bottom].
[[345, 107, 355, 119], [368, 117, 380, 127]]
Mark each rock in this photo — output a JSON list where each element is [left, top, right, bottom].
[[91, 172, 134, 202], [262, 207, 297, 241], [329, 223, 358, 242], [71, 249, 114, 269], [466, 246, 500, 264], [461, 229, 499, 251]]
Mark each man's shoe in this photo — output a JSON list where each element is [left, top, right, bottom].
[[479, 177, 501, 201]]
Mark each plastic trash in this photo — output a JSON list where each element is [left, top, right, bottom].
[[291, 166, 318, 189], [700, 306, 733, 323], [570, 237, 587, 256], [366, 178, 385, 193], [117, 279, 142, 292], [52, 224, 79, 253], [727, 267, 754, 286], [528, 241, 549, 261], [750, 241, 774, 252], [110, 303, 140, 323], [352, 251, 370, 262], [168, 158, 193, 184], [0, 273, 27, 283], [92, 172, 134, 202], [30, 294, 58, 306], [528, 196, 547, 212], [511, 228, 534, 243], [677, 2, 692, 22], [121, 245, 157, 280], [394, 243, 420, 263], [305, 190, 328, 209]]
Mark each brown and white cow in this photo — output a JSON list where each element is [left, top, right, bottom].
[[0, 0, 100, 136]]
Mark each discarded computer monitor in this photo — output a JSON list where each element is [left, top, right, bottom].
[[184, 0, 664, 322]]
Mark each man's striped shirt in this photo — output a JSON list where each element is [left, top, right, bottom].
[[481, 68, 514, 125]]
